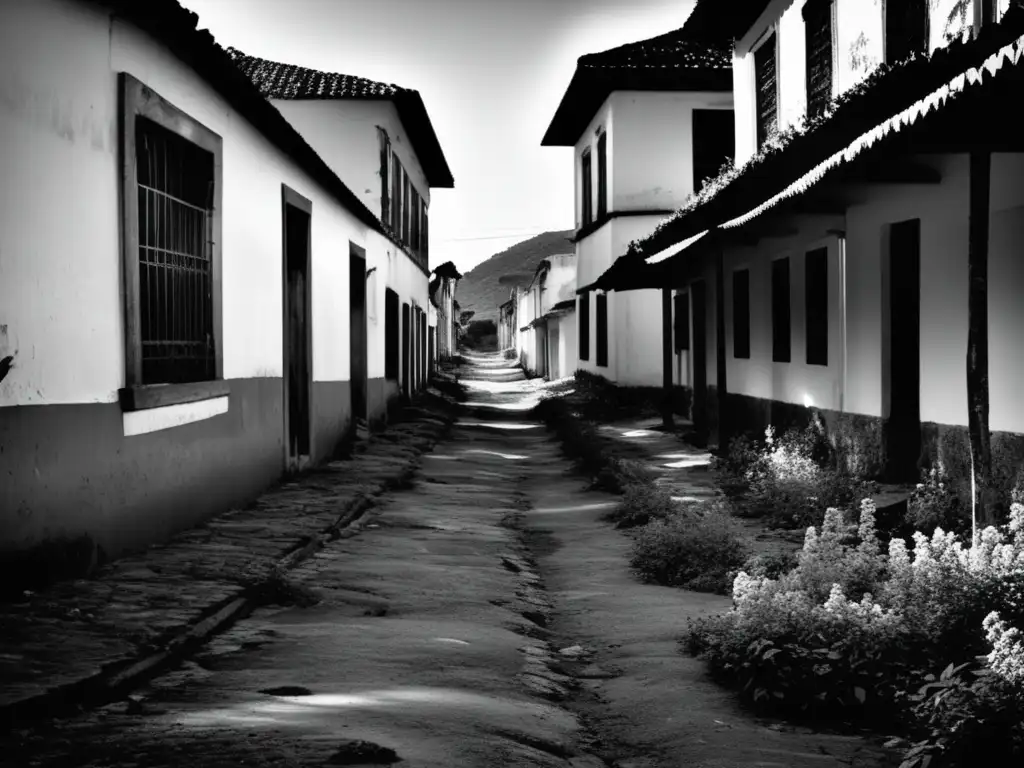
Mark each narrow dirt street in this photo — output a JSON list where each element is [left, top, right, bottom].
[[5, 353, 890, 767]]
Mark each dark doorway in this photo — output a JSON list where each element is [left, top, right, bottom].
[[429, 327, 436, 375], [886, 218, 922, 481], [349, 244, 367, 424], [385, 289, 399, 382], [402, 302, 411, 399], [419, 310, 427, 387], [281, 187, 313, 472], [691, 281, 708, 441]]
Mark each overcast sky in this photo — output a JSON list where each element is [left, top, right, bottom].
[[179, 0, 696, 274]]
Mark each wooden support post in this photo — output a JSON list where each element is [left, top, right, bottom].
[[967, 149, 994, 531], [662, 286, 675, 430]]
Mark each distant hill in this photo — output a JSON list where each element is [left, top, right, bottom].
[[455, 230, 574, 324]]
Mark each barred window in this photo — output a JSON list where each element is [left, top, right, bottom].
[[135, 118, 216, 384], [120, 74, 223, 403]]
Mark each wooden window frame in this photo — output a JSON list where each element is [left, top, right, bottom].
[[772, 256, 792, 363], [118, 73, 226, 413], [803, 0, 837, 121], [596, 131, 608, 220], [580, 148, 593, 228], [378, 127, 391, 224], [410, 186, 421, 259], [420, 199, 429, 264], [752, 29, 779, 151], [390, 154, 402, 234], [732, 268, 751, 360]]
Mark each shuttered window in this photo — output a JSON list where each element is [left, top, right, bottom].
[[581, 149, 593, 227], [692, 109, 735, 193], [884, 0, 929, 64], [579, 291, 591, 361], [772, 257, 791, 363], [674, 292, 690, 352], [803, 0, 834, 120], [410, 187, 421, 257], [390, 157, 402, 234], [733, 269, 751, 359], [596, 131, 608, 219], [421, 200, 429, 263], [805, 247, 829, 365], [402, 173, 411, 246], [378, 128, 391, 224], [596, 293, 608, 367], [754, 32, 778, 150]]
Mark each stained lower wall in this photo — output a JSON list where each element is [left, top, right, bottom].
[[1, 378, 282, 565]]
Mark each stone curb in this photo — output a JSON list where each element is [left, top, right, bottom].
[[0, 388, 464, 729]]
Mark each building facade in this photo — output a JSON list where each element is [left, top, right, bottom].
[[228, 47, 454, 425], [594, 0, 1024, 499], [517, 254, 579, 380], [542, 26, 735, 389], [0, 0, 452, 570]]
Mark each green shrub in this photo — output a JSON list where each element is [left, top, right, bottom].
[[682, 497, 1024, 764], [630, 503, 748, 594]]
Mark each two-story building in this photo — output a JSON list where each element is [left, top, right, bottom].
[[0, 0, 452, 576], [592, 0, 1024, 504], [228, 47, 454, 425], [541, 23, 735, 391], [517, 254, 579, 380]]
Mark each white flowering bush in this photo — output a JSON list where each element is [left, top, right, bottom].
[[683, 498, 1024, 751], [721, 422, 872, 529]]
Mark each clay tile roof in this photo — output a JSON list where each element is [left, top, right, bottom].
[[541, 17, 732, 146], [577, 27, 731, 72], [226, 47, 404, 100], [225, 47, 454, 188]]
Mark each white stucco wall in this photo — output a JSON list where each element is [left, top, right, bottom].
[[272, 99, 431, 219], [575, 216, 665, 386], [540, 253, 577, 313], [608, 91, 734, 213], [723, 226, 844, 413], [0, 0, 412, 413], [720, 152, 1024, 435], [573, 91, 733, 224]]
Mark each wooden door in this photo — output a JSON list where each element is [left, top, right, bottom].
[[282, 188, 312, 471]]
